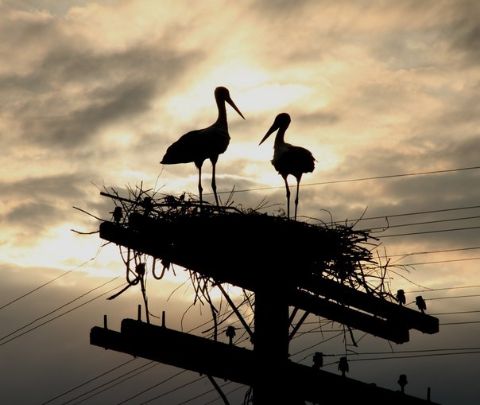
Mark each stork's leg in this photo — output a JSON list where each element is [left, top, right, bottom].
[[283, 176, 290, 219], [211, 157, 220, 206], [197, 163, 203, 205], [294, 177, 301, 220]]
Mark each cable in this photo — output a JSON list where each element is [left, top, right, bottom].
[[379, 225, 480, 238], [52, 297, 249, 405], [334, 203, 480, 224], [203, 384, 245, 405], [326, 346, 480, 357], [139, 374, 204, 405], [174, 380, 231, 405], [291, 331, 345, 358], [385, 245, 480, 259], [63, 361, 157, 405], [441, 321, 480, 326], [407, 284, 480, 293], [366, 214, 480, 231], [0, 280, 123, 347], [40, 358, 137, 405], [0, 270, 73, 311], [210, 165, 480, 195], [426, 294, 480, 301], [432, 310, 480, 315], [340, 350, 480, 363], [0, 245, 104, 312], [0, 277, 119, 344], [397, 256, 480, 266]]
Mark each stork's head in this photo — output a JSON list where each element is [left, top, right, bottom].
[[259, 113, 291, 145], [215, 86, 245, 119]]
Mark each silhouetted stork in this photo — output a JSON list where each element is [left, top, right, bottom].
[[259, 113, 315, 219], [161, 87, 245, 205]]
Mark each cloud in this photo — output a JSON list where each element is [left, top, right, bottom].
[[445, 0, 480, 64], [0, 6, 200, 153], [0, 173, 87, 199]]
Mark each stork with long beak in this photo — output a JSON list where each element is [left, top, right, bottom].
[[260, 113, 315, 219], [161, 87, 245, 205]]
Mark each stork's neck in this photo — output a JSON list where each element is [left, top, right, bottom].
[[274, 127, 287, 148], [214, 97, 228, 129]]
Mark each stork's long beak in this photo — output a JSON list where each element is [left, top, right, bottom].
[[226, 96, 245, 120], [259, 122, 278, 145]]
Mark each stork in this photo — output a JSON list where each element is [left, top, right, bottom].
[[259, 113, 315, 220], [161, 87, 245, 205]]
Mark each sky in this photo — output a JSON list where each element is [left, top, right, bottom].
[[1, 0, 480, 403]]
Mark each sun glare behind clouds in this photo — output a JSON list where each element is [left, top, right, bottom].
[[1, 1, 480, 404]]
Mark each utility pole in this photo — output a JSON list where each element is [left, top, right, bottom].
[[91, 195, 440, 404]]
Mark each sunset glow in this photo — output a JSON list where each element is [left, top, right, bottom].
[[1, 1, 480, 404]]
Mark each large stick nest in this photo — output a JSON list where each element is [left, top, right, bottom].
[[101, 185, 393, 302]]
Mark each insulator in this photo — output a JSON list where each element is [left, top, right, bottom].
[[136, 263, 146, 276]]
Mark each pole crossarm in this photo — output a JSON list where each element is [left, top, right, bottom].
[[99, 220, 438, 343], [298, 274, 439, 334], [90, 319, 439, 405]]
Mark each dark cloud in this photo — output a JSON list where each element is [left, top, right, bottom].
[[4, 200, 64, 229], [20, 78, 158, 148], [0, 13, 200, 151], [446, 0, 480, 64], [0, 174, 91, 239], [0, 173, 88, 200], [296, 110, 340, 126]]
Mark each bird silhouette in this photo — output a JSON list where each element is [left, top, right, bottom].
[[259, 113, 315, 220], [161, 87, 245, 205]]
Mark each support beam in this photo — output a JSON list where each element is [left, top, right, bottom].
[[291, 290, 410, 344], [90, 320, 438, 405], [299, 274, 438, 334]]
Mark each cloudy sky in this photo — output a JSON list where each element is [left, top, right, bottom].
[[1, 0, 480, 404]]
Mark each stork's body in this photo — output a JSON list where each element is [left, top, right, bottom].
[[161, 87, 244, 205], [260, 113, 315, 219]]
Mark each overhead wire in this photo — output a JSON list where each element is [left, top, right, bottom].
[[0, 249, 105, 312], [210, 164, 480, 195], [63, 361, 158, 405], [40, 358, 137, 405], [0, 279, 123, 347], [0, 270, 73, 311]]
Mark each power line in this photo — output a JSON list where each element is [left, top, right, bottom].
[[139, 375, 204, 405], [386, 245, 480, 259], [40, 358, 137, 405], [0, 270, 73, 311], [441, 320, 480, 326], [50, 301, 248, 405], [335, 203, 480, 224], [203, 384, 245, 405], [0, 280, 123, 347], [341, 350, 480, 363], [213, 165, 480, 195], [426, 294, 480, 301], [379, 225, 480, 238], [432, 310, 480, 315], [367, 214, 480, 231], [328, 346, 480, 357], [64, 361, 158, 405], [398, 256, 480, 266], [174, 380, 231, 405], [0, 277, 119, 344], [407, 284, 480, 293], [0, 247, 103, 312]]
